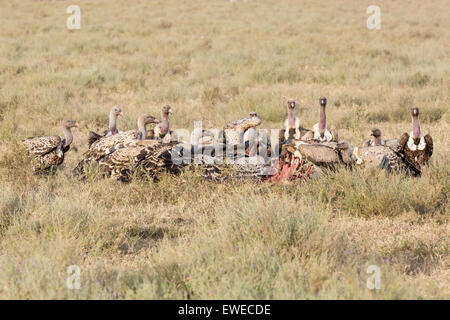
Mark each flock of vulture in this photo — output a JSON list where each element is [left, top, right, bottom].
[[22, 97, 433, 183]]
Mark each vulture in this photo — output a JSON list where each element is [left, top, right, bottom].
[[100, 129, 219, 182], [101, 127, 220, 182], [352, 145, 419, 175], [223, 113, 281, 177], [397, 107, 433, 173], [279, 99, 312, 143], [288, 140, 354, 168], [88, 105, 123, 147], [152, 105, 174, 142], [98, 140, 180, 182], [184, 113, 267, 180], [302, 97, 338, 142], [364, 128, 398, 149], [223, 112, 262, 146], [23, 119, 79, 172], [270, 139, 355, 182], [352, 126, 423, 175], [91, 112, 265, 182], [74, 114, 159, 174]]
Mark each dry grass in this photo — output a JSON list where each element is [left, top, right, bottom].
[[0, 0, 448, 299]]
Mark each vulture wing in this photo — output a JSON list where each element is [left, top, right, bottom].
[[297, 143, 340, 164], [74, 130, 139, 175], [384, 139, 398, 149], [23, 136, 61, 156], [223, 115, 262, 145], [300, 130, 314, 141], [363, 139, 372, 147], [424, 134, 433, 157], [330, 129, 339, 142], [397, 132, 409, 153], [85, 130, 138, 161], [136, 142, 183, 174], [98, 141, 178, 180]]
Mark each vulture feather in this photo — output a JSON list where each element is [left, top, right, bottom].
[[74, 114, 159, 175], [23, 119, 78, 172]]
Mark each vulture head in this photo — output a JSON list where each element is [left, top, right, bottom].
[[62, 119, 79, 129], [111, 105, 122, 118], [162, 105, 173, 117], [319, 97, 327, 107], [370, 128, 383, 146], [137, 114, 160, 140], [371, 128, 381, 138], [286, 99, 296, 111], [108, 105, 122, 133]]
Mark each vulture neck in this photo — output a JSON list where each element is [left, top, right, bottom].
[[287, 108, 296, 128], [62, 126, 73, 148], [137, 118, 147, 140], [373, 136, 382, 146], [108, 112, 118, 133], [318, 105, 327, 135], [412, 115, 421, 139], [160, 112, 170, 135]]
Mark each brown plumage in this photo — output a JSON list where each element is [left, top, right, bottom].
[[98, 140, 180, 181], [23, 119, 79, 172], [88, 105, 123, 147], [185, 114, 271, 180], [291, 140, 354, 168], [352, 145, 419, 174], [397, 107, 433, 174], [74, 114, 159, 175]]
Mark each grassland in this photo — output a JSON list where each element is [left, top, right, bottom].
[[0, 0, 448, 299]]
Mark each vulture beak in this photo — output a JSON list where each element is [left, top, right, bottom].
[[74, 122, 79, 127], [118, 111, 123, 117]]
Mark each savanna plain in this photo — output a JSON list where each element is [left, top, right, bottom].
[[0, 0, 448, 299]]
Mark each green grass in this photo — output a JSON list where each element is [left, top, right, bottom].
[[0, 0, 448, 299]]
